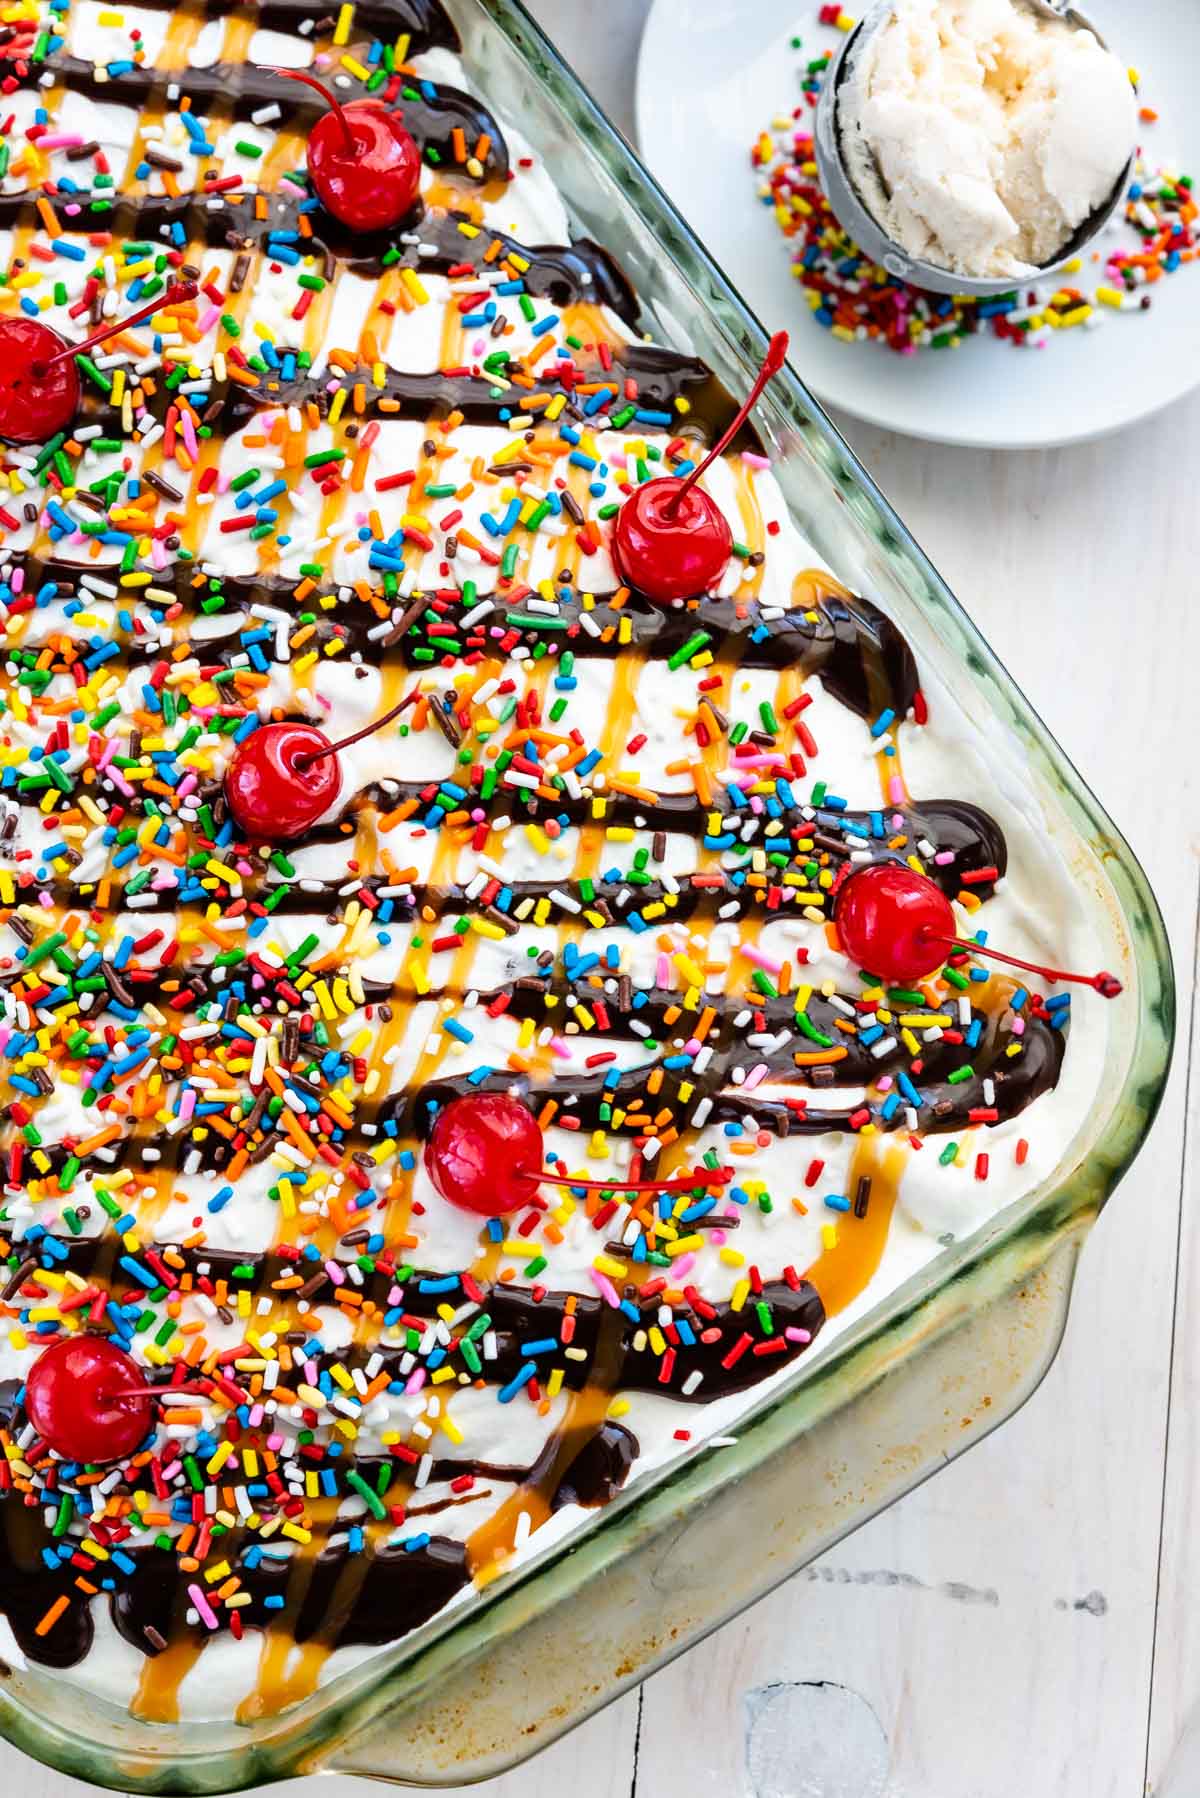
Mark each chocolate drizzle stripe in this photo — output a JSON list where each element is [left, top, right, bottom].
[[14, 1005, 1062, 1189], [39, 59, 509, 183], [7, 580, 916, 705], [6, 799, 1005, 898], [58, 0, 463, 45], [0, 182, 639, 318]]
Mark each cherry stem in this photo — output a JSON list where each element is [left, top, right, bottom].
[[664, 330, 789, 519], [294, 691, 418, 770], [533, 1165, 735, 1195], [38, 281, 198, 374], [276, 66, 358, 157], [927, 933, 1122, 999]]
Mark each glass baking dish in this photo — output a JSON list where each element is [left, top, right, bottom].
[[0, 0, 1173, 1788]]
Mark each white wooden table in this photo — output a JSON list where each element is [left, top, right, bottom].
[[12, 7, 1199, 1797]]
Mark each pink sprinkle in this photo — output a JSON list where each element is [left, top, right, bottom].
[[742, 1062, 769, 1090], [784, 1326, 812, 1344], [247, 1404, 264, 1426], [710, 1228, 727, 1246], [266, 1433, 285, 1452], [178, 1088, 196, 1123], [197, 303, 221, 334], [591, 1269, 621, 1308], [37, 891, 54, 908], [656, 952, 671, 986], [671, 1253, 697, 1280], [10, 567, 23, 593], [741, 450, 770, 469], [934, 850, 955, 865], [887, 775, 906, 805], [324, 1260, 345, 1286], [188, 1584, 219, 1630], [1012, 1017, 1025, 1036], [731, 751, 788, 770], [548, 1035, 572, 1060], [181, 412, 199, 459], [37, 133, 83, 150], [739, 945, 782, 974], [682, 1037, 701, 1055], [876, 1074, 894, 1093], [405, 1368, 426, 1395]]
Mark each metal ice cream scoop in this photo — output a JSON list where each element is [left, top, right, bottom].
[[813, 0, 1136, 299]]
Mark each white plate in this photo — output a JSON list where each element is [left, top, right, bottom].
[[635, 0, 1200, 448]]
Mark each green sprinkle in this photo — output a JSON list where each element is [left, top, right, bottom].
[[667, 630, 712, 671]]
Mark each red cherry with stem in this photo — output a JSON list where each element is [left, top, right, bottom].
[[426, 1091, 544, 1214], [612, 330, 789, 605], [833, 863, 1122, 997], [25, 1336, 154, 1464], [0, 279, 197, 446], [225, 722, 342, 841], [425, 1090, 735, 1216], [278, 68, 421, 232], [225, 690, 417, 841], [0, 320, 79, 446]]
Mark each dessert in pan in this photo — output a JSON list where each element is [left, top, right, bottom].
[[0, 0, 1119, 1725]]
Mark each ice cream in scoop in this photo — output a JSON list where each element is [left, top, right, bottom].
[[838, 0, 1137, 278]]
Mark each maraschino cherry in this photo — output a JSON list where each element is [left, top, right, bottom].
[[225, 691, 416, 840], [279, 68, 421, 232], [425, 1091, 735, 1216], [24, 1335, 155, 1463], [0, 280, 198, 446], [611, 329, 789, 605], [833, 862, 1122, 996]]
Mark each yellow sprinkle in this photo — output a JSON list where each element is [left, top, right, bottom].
[[400, 267, 429, 304], [469, 916, 506, 940], [666, 1233, 704, 1259]]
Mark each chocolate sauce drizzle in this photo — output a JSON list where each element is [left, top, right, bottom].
[[0, 1419, 641, 1670]]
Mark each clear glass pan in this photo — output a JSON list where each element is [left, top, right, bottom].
[[0, 0, 1173, 1786]]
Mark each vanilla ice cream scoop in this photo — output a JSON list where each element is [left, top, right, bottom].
[[818, 0, 1136, 288]]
